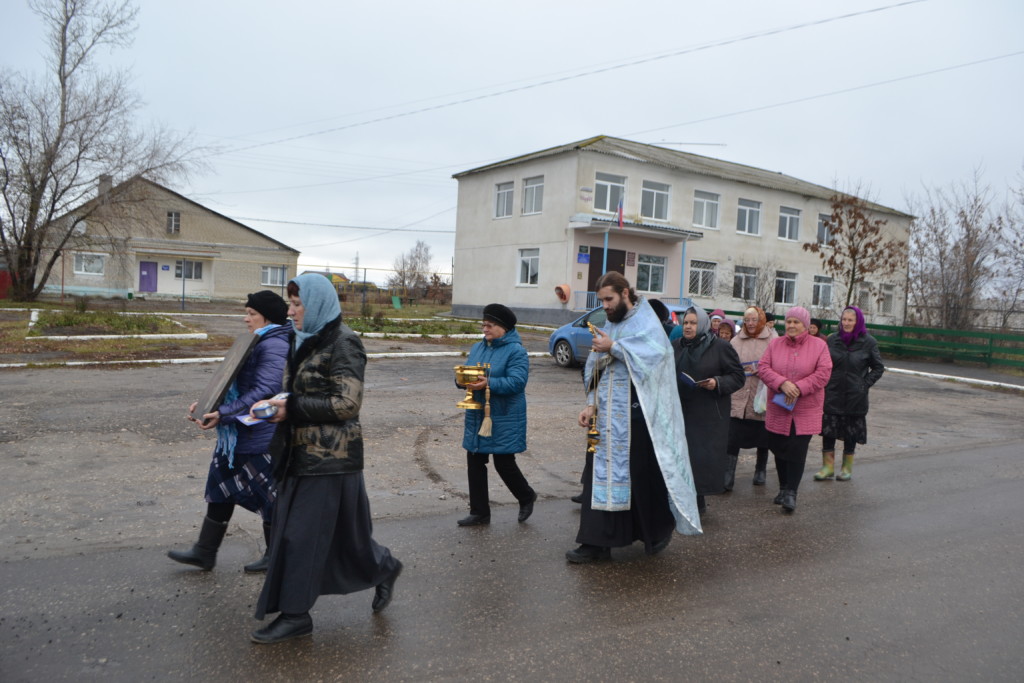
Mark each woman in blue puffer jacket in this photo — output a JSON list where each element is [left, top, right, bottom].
[[168, 290, 291, 573], [457, 303, 537, 527]]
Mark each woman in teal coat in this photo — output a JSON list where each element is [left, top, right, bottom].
[[457, 303, 536, 527]]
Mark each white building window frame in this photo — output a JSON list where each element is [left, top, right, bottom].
[[495, 181, 514, 219], [737, 198, 762, 236], [689, 260, 717, 298], [813, 275, 833, 308], [175, 259, 204, 281], [733, 265, 757, 300], [880, 283, 896, 315], [857, 281, 873, 313], [594, 172, 626, 214], [775, 270, 797, 306], [517, 248, 539, 286], [261, 265, 288, 287], [693, 190, 720, 229], [522, 176, 544, 215], [73, 252, 106, 276], [778, 206, 801, 241], [167, 211, 181, 234], [640, 180, 670, 221], [817, 213, 834, 245], [636, 254, 667, 294]]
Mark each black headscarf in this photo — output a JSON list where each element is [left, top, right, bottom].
[[676, 306, 714, 376]]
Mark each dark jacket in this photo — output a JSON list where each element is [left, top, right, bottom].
[[673, 336, 746, 495], [281, 317, 366, 477], [462, 328, 528, 454], [217, 323, 290, 455], [823, 333, 885, 416]]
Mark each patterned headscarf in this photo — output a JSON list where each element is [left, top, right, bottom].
[[290, 273, 341, 349], [838, 305, 867, 347], [742, 306, 767, 338]]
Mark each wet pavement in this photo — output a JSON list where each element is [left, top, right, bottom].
[[2, 323, 1024, 680]]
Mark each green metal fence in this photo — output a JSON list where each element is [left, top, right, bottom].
[[718, 308, 1024, 369]]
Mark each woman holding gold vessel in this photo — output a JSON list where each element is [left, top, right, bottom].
[[456, 303, 536, 527]]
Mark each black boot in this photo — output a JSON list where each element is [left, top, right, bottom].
[[167, 516, 228, 570], [244, 523, 273, 574], [250, 612, 313, 644], [753, 448, 768, 486], [781, 489, 797, 513], [723, 455, 738, 492]]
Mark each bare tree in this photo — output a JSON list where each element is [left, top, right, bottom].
[[991, 176, 1024, 329], [803, 193, 908, 311], [386, 240, 433, 295], [906, 173, 1004, 330], [0, 0, 200, 301]]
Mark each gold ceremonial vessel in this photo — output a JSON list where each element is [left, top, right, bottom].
[[453, 363, 490, 409]]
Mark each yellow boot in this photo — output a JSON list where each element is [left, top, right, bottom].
[[813, 451, 835, 480], [837, 453, 854, 481]]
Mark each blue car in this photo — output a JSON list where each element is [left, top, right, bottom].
[[548, 301, 692, 367]]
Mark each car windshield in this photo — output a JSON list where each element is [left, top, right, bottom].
[[585, 308, 607, 326]]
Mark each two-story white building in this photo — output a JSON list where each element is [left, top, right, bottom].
[[452, 135, 911, 325]]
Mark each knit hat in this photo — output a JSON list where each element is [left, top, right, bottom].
[[482, 303, 516, 330], [785, 306, 811, 330], [709, 308, 726, 321], [245, 290, 289, 325]]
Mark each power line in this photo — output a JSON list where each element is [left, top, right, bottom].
[[232, 216, 455, 235], [630, 50, 1024, 135], [207, 1, 926, 158]]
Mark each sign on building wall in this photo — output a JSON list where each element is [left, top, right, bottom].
[[626, 252, 636, 267]]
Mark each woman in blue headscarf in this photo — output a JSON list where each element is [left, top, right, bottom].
[[815, 306, 885, 482], [249, 273, 402, 644]]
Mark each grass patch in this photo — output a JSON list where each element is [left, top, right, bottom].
[[347, 315, 479, 336], [29, 310, 183, 336]]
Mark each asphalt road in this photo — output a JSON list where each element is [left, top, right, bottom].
[[1, 351, 1023, 681]]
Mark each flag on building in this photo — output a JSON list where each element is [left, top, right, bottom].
[[617, 196, 624, 228]]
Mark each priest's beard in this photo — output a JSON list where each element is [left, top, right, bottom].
[[606, 298, 629, 323]]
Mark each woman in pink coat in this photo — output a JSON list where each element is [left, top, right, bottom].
[[757, 306, 832, 513]]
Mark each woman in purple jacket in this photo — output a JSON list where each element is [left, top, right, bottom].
[[168, 291, 291, 572], [757, 306, 832, 513]]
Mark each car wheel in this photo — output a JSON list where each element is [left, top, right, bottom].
[[554, 340, 575, 367]]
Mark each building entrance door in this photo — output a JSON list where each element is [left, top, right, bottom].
[[587, 247, 626, 294], [139, 261, 157, 293]]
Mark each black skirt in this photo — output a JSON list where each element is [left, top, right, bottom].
[[255, 472, 398, 619], [575, 396, 676, 553], [728, 417, 770, 451], [821, 414, 868, 445]]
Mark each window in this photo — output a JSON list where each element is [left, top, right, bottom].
[[636, 254, 666, 293], [813, 275, 833, 307], [693, 190, 719, 228], [817, 213, 833, 244], [641, 180, 670, 220], [778, 206, 801, 240], [522, 176, 543, 215], [495, 182, 513, 218], [857, 282, 872, 312], [733, 266, 757, 300], [775, 271, 797, 305], [880, 284, 896, 315], [175, 260, 203, 280], [689, 260, 716, 297], [167, 211, 180, 234], [73, 252, 105, 275], [737, 199, 761, 235], [594, 172, 626, 213], [518, 248, 539, 285], [261, 265, 287, 287]]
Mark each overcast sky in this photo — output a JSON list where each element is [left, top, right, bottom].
[[3, 0, 1022, 283]]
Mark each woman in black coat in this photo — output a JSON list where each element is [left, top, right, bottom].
[[814, 305, 885, 482], [673, 307, 745, 514]]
